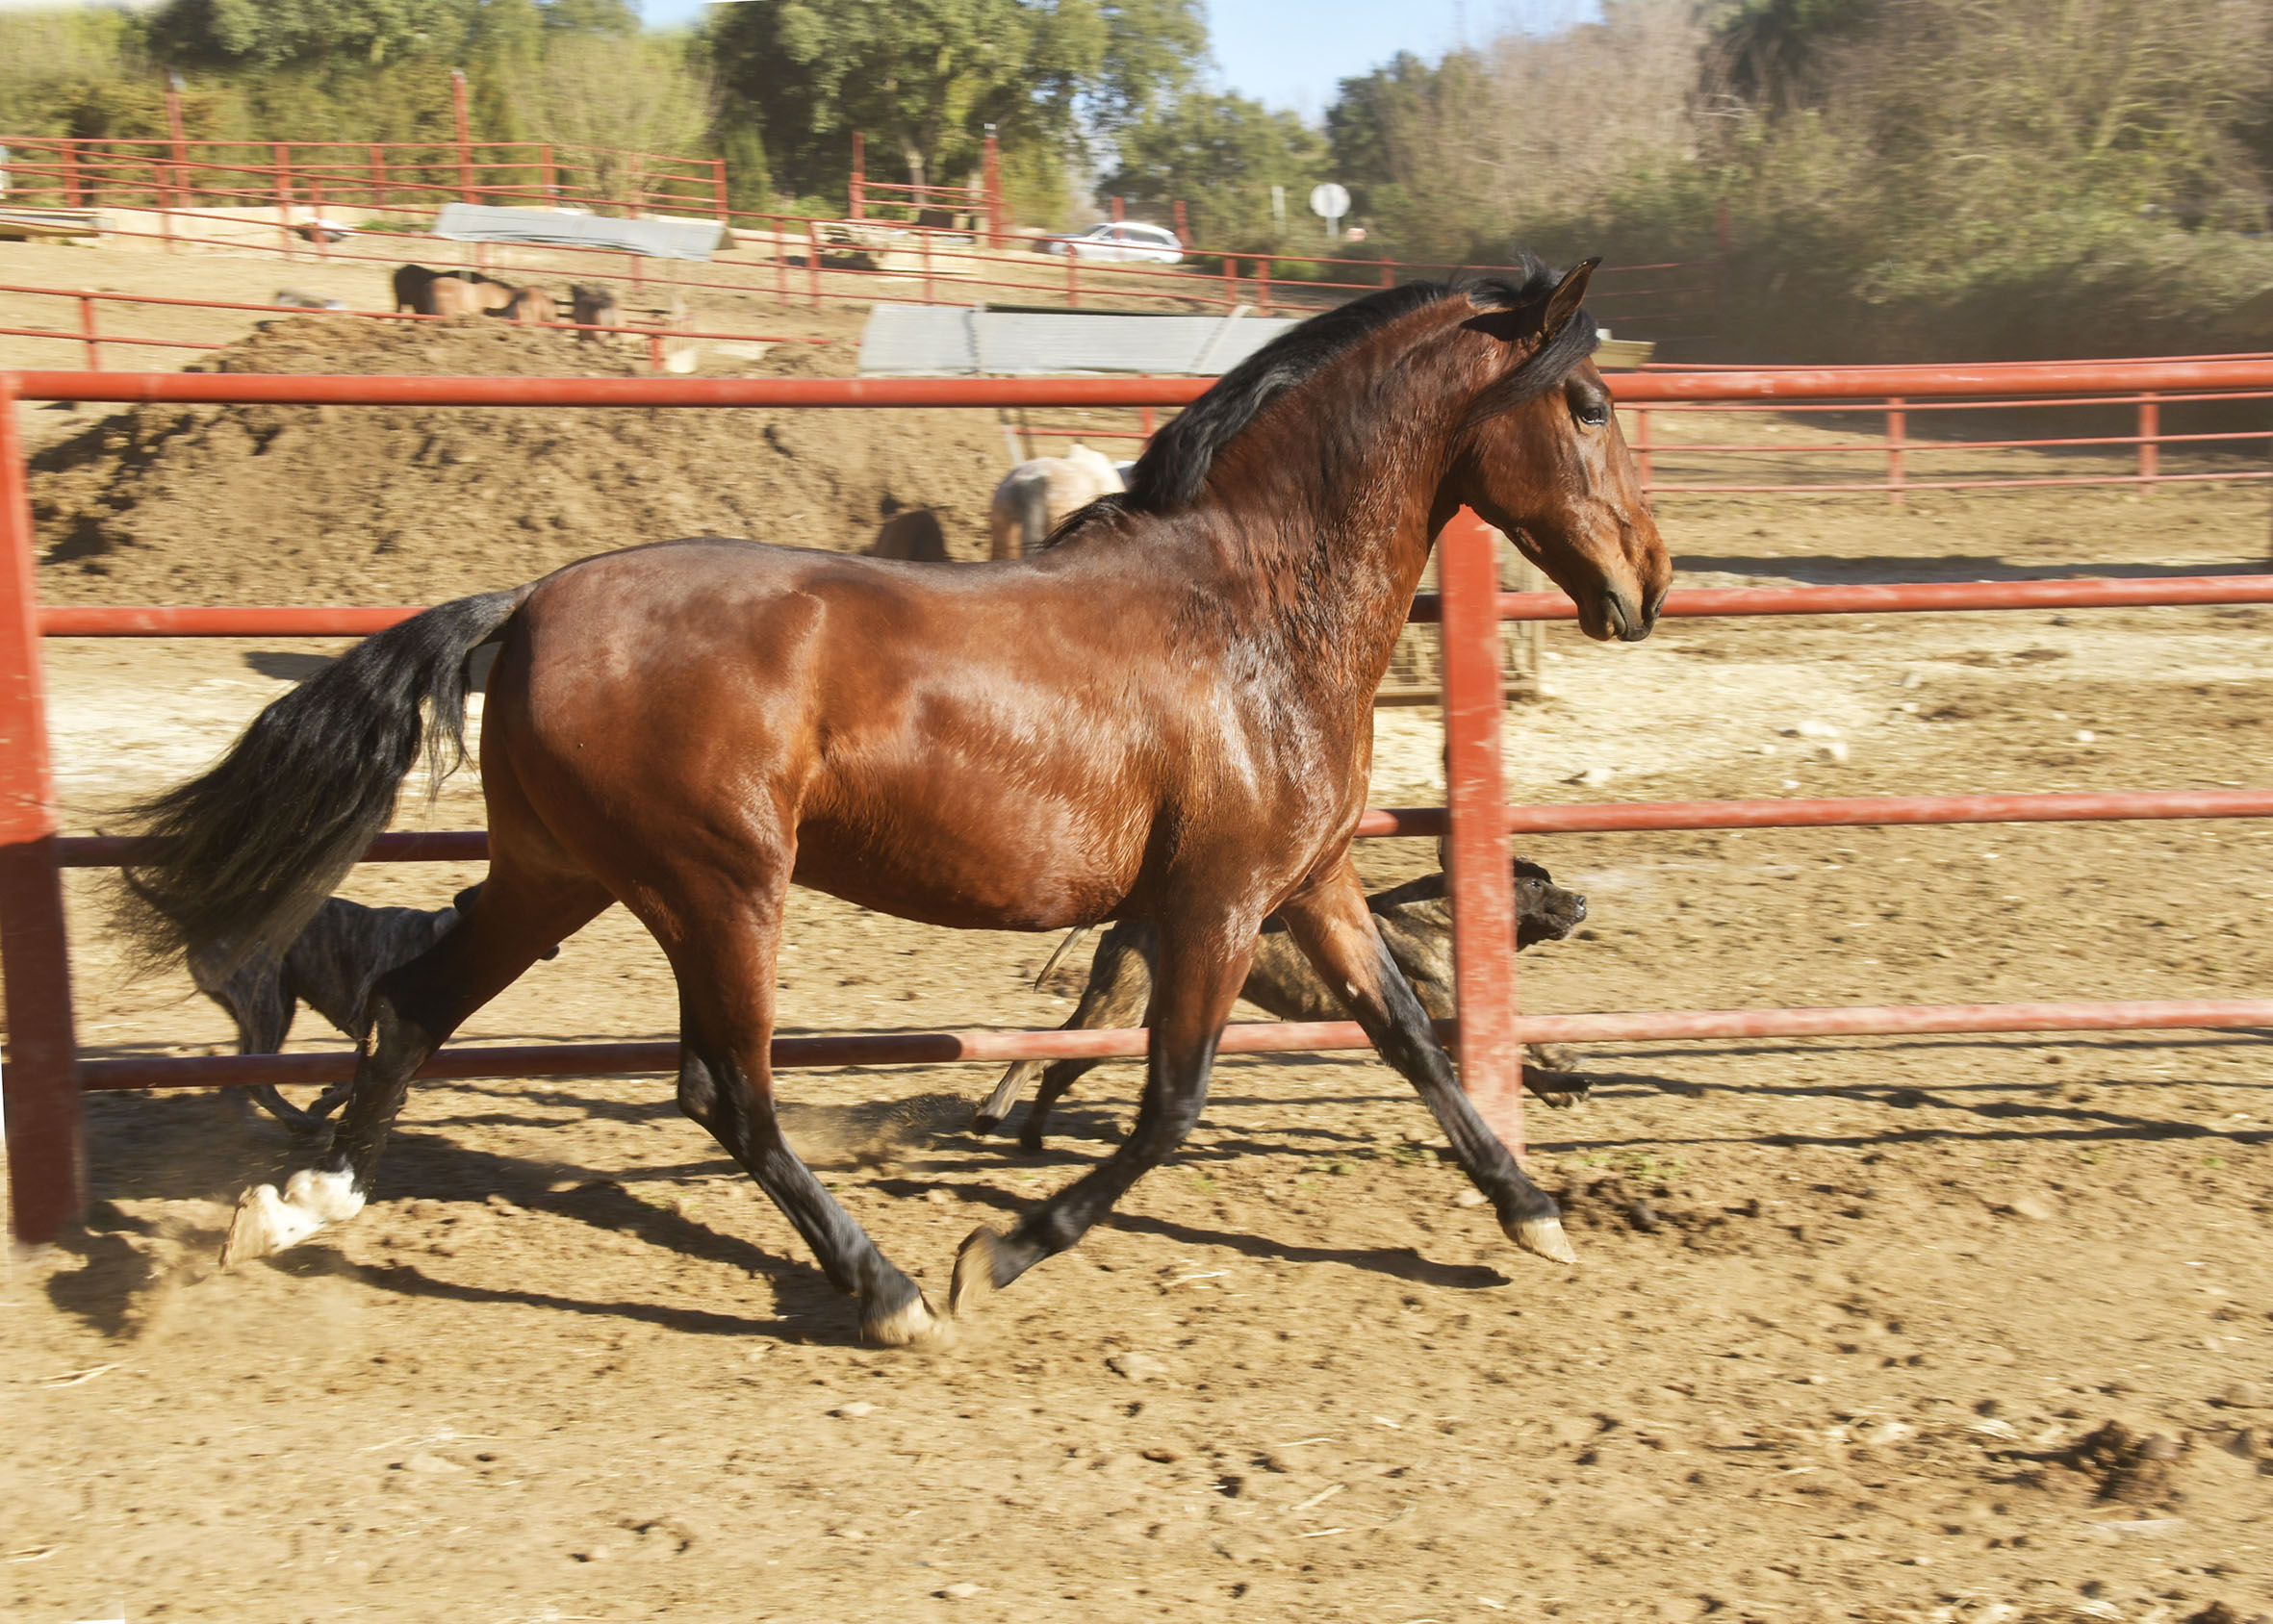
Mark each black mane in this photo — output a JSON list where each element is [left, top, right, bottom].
[[1119, 252, 1598, 513]]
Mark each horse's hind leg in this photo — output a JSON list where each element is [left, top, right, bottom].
[[955, 910, 1254, 1314], [663, 882, 950, 1348], [976, 926, 1149, 1149], [220, 865, 611, 1266], [1278, 858, 1574, 1264]]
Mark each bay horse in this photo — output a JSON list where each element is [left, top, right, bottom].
[[120, 257, 1669, 1348]]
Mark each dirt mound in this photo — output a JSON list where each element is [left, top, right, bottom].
[[30, 315, 1008, 605]]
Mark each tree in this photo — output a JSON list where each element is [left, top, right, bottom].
[[702, 0, 1204, 209], [1099, 90, 1327, 251], [504, 32, 717, 204], [706, 0, 1099, 201]]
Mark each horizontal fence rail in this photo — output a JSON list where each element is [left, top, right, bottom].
[[56, 787, 2273, 871], [0, 282, 830, 374], [75, 999, 2273, 1094], [21, 361, 2273, 409], [40, 573, 2273, 642]]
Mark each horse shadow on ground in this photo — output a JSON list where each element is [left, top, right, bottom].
[[51, 1031, 2262, 1337], [48, 1095, 863, 1345], [241, 650, 334, 684], [876, 1175, 1515, 1293]]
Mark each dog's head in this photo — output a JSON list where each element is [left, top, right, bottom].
[[1513, 857, 1587, 948]]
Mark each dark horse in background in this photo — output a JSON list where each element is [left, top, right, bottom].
[[121, 257, 1669, 1347]]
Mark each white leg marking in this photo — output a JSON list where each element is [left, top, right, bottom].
[[219, 1168, 365, 1268]]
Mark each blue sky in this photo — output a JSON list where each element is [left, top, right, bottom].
[[643, 0, 1599, 118]]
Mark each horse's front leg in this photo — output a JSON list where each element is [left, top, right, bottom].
[[952, 911, 1255, 1314], [1277, 857, 1575, 1264]]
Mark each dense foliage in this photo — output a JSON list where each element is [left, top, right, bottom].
[[11, 0, 2273, 356]]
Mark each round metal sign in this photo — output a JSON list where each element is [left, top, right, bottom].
[[1309, 183, 1351, 219]]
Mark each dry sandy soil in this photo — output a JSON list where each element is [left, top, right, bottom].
[[3, 254, 2272, 1624]]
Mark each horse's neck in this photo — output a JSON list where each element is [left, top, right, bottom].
[[1195, 363, 1466, 698]]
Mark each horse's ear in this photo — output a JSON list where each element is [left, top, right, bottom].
[[1466, 257, 1601, 343], [1542, 258, 1599, 333]]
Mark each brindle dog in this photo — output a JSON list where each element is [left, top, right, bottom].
[[189, 884, 556, 1134], [976, 858, 1591, 1152]]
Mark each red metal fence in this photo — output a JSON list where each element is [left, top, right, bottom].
[[0, 134, 728, 221], [0, 281, 830, 374], [5, 362, 2273, 1248]]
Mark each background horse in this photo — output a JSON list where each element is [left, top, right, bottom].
[[987, 443, 1125, 558], [121, 258, 1668, 1347]]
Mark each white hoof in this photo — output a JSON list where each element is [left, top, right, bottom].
[[1504, 1211, 1579, 1265], [218, 1169, 364, 1269], [950, 1226, 1007, 1318], [864, 1292, 956, 1349]]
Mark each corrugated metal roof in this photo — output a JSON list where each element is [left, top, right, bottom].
[[858, 303, 1299, 376], [430, 204, 725, 262]]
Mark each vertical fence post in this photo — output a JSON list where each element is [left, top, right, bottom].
[[920, 225, 934, 305], [775, 216, 789, 305], [711, 157, 728, 222], [77, 294, 101, 370], [982, 129, 1002, 245], [0, 376, 86, 1247], [1222, 254, 1236, 310], [1110, 195, 1124, 222], [165, 76, 189, 197], [450, 69, 475, 202], [539, 144, 555, 206], [1632, 406, 1654, 493], [806, 219, 823, 309], [273, 140, 294, 258], [1437, 506, 1523, 1155], [851, 132, 866, 221], [1255, 258, 1271, 317], [369, 143, 387, 211], [1173, 199, 1188, 241], [1886, 396, 1906, 508], [2138, 393, 2159, 491], [1066, 247, 1080, 310], [62, 142, 83, 209]]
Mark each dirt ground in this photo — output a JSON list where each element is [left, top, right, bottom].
[[4, 254, 2273, 1624]]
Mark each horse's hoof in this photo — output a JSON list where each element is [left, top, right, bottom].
[[217, 1169, 364, 1270], [864, 1291, 955, 1350], [219, 1183, 308, 1268], [951, 1226, 1008, 1317], [1503, 1210, 1578, 1265], [970, 1108, 1005, 1134]]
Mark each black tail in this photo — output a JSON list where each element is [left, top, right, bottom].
[[118, 589, 530, 974]]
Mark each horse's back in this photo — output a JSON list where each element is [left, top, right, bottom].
[[492, 536, 1182, 929]]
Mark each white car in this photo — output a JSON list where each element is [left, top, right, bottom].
[[1041, 220, 1185, 265]]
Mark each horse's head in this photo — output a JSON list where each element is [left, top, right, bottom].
[[1446, 263, 1671, 643]]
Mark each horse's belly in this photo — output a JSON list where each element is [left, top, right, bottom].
[[790, 785, 1142, 933]]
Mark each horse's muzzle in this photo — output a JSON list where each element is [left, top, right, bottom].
[[1600, 587, 1654, 643]]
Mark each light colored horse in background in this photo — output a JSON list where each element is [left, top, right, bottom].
[[986, 443, 1126, 559]]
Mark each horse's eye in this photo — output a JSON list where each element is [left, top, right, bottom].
[[1575, 398, 1610, 427]]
